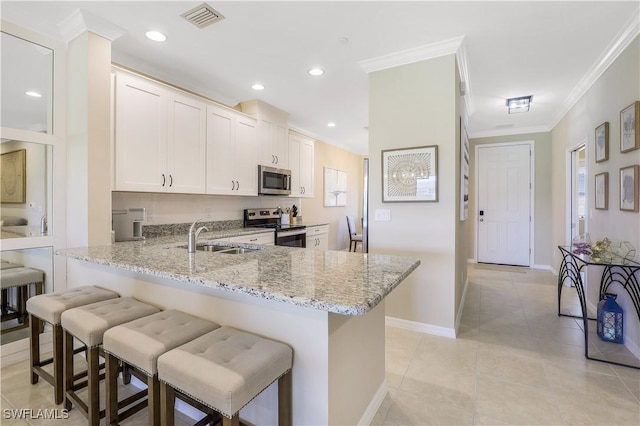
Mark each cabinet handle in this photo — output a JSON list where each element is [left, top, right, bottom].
[[275, 155, 278, 164], [250, 238, 257, 242], [302, 187, 305, 194], [236, 181, 239, 191], [162, 174, 166, 187], [169, 175, 173, 187], [231, 180, 235, 190], [300, 187, 303, 194], [272, 155, 275, 164]]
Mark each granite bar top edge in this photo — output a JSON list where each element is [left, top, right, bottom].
[[58, 236, 420, 316]]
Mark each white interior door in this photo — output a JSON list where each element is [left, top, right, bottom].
[[477, 144, 531, 266]]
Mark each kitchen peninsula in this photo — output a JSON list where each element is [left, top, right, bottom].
[[59, 230, 420, 425]]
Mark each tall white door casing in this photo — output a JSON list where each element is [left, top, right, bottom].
[[477, 144, 531, 266]]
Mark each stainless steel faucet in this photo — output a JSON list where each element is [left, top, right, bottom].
[[188, 218, 209, 253]]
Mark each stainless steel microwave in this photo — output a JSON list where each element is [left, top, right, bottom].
[[258, 165, 291, 195]]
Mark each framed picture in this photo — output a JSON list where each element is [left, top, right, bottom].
[[595, 172, 608, 210], [1, 149, 26, 204], [323, 167, 347, 207], [620, 165, 639, 212], [620, 101, 640, 153], [595, 122, 609, 162], [460, 118, 469, 220], [382, 145, 438, 202]]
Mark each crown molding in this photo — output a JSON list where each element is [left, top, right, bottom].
[[550, 10, 640, 129], [468, 124, 551, 140], [58, 9, 126, 44], [358, 36, 464, 74]]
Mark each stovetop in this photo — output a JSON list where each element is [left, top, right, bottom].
[[244, 208, 305, 232]]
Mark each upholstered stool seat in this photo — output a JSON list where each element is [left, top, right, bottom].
[[103, 309, 220, 425], [61, 297, 160, 426], [158, 326, 293, 426], [25, 286, 119, 404], [1, 266, 44, 332]]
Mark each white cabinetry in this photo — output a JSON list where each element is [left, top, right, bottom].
[[228, 231, 274, 246], [289, 132, 314, 198], [306, 225, 328, 250], [114, 71, 206, 193], [206, 104, 257, 196], [239, 100, 288, 168]]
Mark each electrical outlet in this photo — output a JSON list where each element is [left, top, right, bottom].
[[375, 209, 391, 221]]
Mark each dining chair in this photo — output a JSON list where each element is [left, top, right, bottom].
[[346, 216, 363, 252]]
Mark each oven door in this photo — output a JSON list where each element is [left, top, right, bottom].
[[276, 228, 307, 248]]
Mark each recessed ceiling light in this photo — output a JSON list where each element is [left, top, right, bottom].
[[25, 91, 42, 98], [327, 122, 336, 127], [251, 83, 265, 91], [308, 68, 324, 76], [145, 31, 167, 42]]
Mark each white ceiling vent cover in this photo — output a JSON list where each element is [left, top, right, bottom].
[[181, 3, 225, 29]]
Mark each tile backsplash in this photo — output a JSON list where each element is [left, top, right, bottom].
[[112, 192, 300, 226]]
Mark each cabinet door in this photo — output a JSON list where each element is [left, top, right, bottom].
[[258, 117, 277, 167], [166, 92, 206, 194], [234, 114, 258, 196], [299, 137, 314, 197], [229, 231, 274, 245], [206, 105, 235, 195], [288, 134, 302, 197], [272, 122, 289, 168], [114, 73, 166, 192]]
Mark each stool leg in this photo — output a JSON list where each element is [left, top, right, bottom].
[[122, 361, 132, 385], [278, 371, 292, 426], [148, 375, 160, 426], [52, 324, 63, 404], [105, 352, 119, 425], [222, 414, 240, 426], [160, 381, 175, 426], [87, 346, 100, 426], [63, 331, 74, 411], [29, 314, 40, 385]]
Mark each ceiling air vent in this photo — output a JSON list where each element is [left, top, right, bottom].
[[181, 3, 225, 29]]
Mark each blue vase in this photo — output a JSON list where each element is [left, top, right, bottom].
[[597, 293, 624, 344]]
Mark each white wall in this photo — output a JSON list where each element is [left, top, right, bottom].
[[369, 54, 462, 331], [551, 36, 640, 354]]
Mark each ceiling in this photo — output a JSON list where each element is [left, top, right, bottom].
[[2, 1, 638, 155]]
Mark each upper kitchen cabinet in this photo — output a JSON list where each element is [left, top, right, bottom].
[[114, 71, 206, 194], [238, 100, 288, 169], [289, 131, 314, 198], [206, 104, 257, 196]]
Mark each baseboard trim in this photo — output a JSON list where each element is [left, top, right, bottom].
[[357, 379, 388, 425], [550, 266, 559, 276], [531, 264, 551, 270], [467, 258, 476, 264], [385, 316, 456, 339]]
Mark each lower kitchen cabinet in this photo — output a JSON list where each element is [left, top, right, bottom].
[[306, 225, 328, 250], [228, 231, 275, 246]]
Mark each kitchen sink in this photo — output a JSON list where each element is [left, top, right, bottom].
[[179, 244, 262, 255]]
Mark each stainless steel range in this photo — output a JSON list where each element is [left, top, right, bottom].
[[244, 208, 306, 248]]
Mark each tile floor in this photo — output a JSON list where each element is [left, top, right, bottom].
[[1, 264, 639, 425]]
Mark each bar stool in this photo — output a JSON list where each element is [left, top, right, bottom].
[[158, 326, 293, 426], [61, 297, 160, 425], [103, 309, 220, 425], [25, 286, 119, 404]]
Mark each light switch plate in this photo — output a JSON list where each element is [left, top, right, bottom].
[[375, 209, 391, 221]]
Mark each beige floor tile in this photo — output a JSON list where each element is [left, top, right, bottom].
[[475, 375, 564, 425], [399, 360, 476, 410], [476, 346, 550, 389], [383, 388, 474, 425]]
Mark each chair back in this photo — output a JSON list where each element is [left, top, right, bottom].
[[346, 216, 356, 236]]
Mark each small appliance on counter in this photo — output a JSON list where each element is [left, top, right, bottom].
[[244, 208, 306, 248], [112, 208, 146, 242]]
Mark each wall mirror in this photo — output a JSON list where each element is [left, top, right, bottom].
[[1, 140, 52, 238], [1, 246, 53, 345], [1, 31, 53, 133]]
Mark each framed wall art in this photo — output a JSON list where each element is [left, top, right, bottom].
[[595, 122, 609, 162], [620, 101, 640, 153], [595, 172, 608, 210], [620, 165, 639, 212], [1, 149, 26, 204], [382, 145, 438, 202]]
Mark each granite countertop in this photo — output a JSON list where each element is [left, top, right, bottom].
[[59, 230, 420, 315]]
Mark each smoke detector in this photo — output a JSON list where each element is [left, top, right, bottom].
[[181, 3, 225, 29]]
